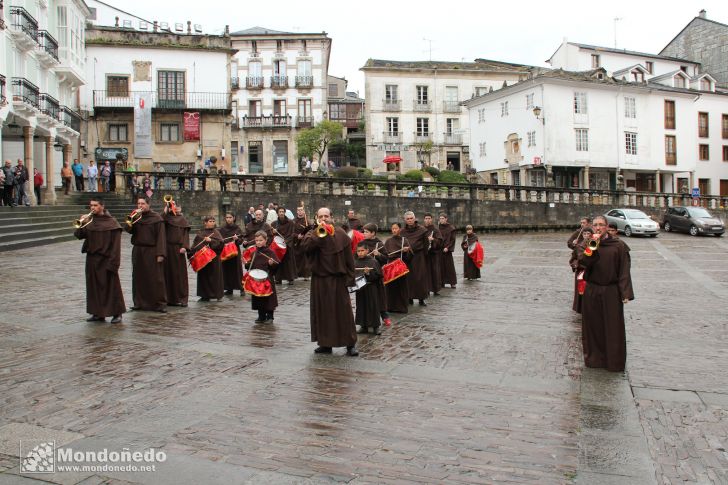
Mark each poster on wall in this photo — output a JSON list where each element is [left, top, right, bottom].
[[184, 112, 200, 141], [133, 92, 153, 158]]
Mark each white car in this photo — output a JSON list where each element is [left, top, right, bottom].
[[604, 208, 660, 237]]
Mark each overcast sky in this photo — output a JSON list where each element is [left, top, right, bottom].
[[123, 0, 728, 94]]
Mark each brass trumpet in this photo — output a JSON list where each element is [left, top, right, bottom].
[[126, 209, 142, 226], [163, 194, 174, 204], [163, 194, 178, 214], [73, 211, 94, 229], [587, 236, 600, 251], [316, 223, 329, 238]]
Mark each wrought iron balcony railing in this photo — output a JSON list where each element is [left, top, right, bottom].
[[39, 93, 61, 120], [443, 133, 463, 145], [231, 77, 239, 89], [296, 116, 313, 128], [11, 77, 39, 109], [37, 30, 59, 61], [9, 6, 38, 41], [295, 76, 313, 88], [413, 100, 431, 112], [241, 115, 292, 128], [61, 105, 82, 132], [246, 76, 264, 89], [382, 131, 402, 144], [92, 91, 231, 110], [383, 99, 401, 111], [271, 76, 288, 89]]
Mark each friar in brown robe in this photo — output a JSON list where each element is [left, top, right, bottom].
[[438, 214, 457, 288], [191, 216, 224, 301], [301, 207, 358, 356], [218, 212, 244, 295], [244, 231, 279, 323], [244, 209, 273, 248], [163, 204, 191, 307], [578, 217, 634, 372], [401, 211, 431, 305], [346, 209, 363, 232], [74, 197, 126, 322], [124, 197, 167, 312], [360, 223, 391, 326], [271, 207, 297, 284], [293, 206, 314, 279], [423, 213, 444, 295], [383, 223, 412, 314], [567, 217, 592, 250], [461, 227, 481, 280]]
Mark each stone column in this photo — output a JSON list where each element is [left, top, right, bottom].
[[655, 169, 661, 193], [519, 167, 527, 187], [44, 136, 57, 205], [23, 126, 36, 206], [583, 166, 590, 189], [63, 144, 72, 192]]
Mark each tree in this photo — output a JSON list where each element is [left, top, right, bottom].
[[296, 120, 344, 163], [413, 140, 433, 167]]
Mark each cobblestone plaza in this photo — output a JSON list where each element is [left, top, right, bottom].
[[0, 231, 726, 484]]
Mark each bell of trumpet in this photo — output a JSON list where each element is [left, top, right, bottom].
[[73, 211, 94, 229], [163, 194, 174, 204], [316, 223, 329, 238], [126, 209, 142, 226], [587, 237, 600, 251]]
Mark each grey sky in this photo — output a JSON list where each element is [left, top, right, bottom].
[[122, 0, 728, 94]]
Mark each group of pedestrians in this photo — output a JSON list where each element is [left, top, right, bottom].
[[1, 159, 30, 207]]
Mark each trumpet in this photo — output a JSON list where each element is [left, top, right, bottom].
[[73, 211, 94, 229], [584, 235, 600, 257], [316, 223, 329, 238], [163, 194, 178, 214], [126, 209, 142, 226]]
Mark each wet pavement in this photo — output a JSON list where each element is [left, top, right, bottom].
[[0, 231, 726, 484]]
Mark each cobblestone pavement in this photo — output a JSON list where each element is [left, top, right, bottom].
[[0, 231, 726, 484]]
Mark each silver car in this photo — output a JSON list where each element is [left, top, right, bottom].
[[604, 208, 660, 237]]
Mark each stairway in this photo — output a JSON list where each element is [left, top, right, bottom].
[[0, 191, 137, 252]]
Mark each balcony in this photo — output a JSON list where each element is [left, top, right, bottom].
[[241, 115, 292, 129], [295, 76, 313, 89], [39, 93, 61, 121], [246, 77, 264, 89], [443, 100, 461, 113], [9, 7, 38, 51], [414, 133, 432, 144], [271, 76, 288, 89], [413, 100, 431, 112], [60, 106, 81, 133], [231, 77, 239, 89], [37, 31, 60, 66], [0, 76, 6, 106], [443, 132, 463, 145], [296, 116, 313, 128], [383, 99, 401, 112], [382, 131, 402, 144], [11, 78, 40, 114], [92, 91, 231, 111]]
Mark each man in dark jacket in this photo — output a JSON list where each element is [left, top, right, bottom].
[[2, 160, 15, 207], [14, 159, 29, 206]]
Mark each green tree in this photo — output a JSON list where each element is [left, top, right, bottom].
[[413, 140, 433, 167], [296, 120, 344, 163]]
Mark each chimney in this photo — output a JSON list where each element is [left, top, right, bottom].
[[187, 21, 192, 34], [698, 9, 706, 19], [224, 25, 229, 36], [153, 21, 158, 32], [115, 16, 119, 27]]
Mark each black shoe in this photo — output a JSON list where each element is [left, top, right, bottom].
[[110, 316, 122, 324], [357, 327, 369, 334], [254, 318, 264, 323], [408, 299, 414, 305], [419, 300, 427, 306], [346, 346, 359, 357], [224, 290, 233, 295], [199, 297, 210, 302], [180, 303, 188, 307], [374, 327, 382, 335], [314, 346, 332, 354], [86, 315, 104, 322], [433, 292, 440, 296], [129, 306, 140, 311], [157, 308, 167, 313], [275, 280, 282, 285], [288, 281, 294, 286]]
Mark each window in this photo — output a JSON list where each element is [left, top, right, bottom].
[[416, 118, 429, 136], [251, 40, 258, 55], [675, 75, 686, 88], [297, 99, 311, 119], [723, 114, 728, 139], [645, 61, 653, 74], [664, 100, 675, 129], [723, 146, 728, 162], [500, 101, 509, 117], [248, 100, 261, 117], [699, 144, 709, 161], [700, 78, 711, 91], [527, 131, 536, 147], [273, 99, 286, 117], [385, 84, 398, 102], [273, 140, 288, 173], [478, 108, 485, 123], [624, 97, 636, 118], [625, 132, 637, 155], [248, 61, 262, 77], [107, 76, 129, 97], [297, 60, 311, 77], [328, 83, 338, 97], [475, 86, 489, 97], [416, 85, 428, 104], [530, 170, 545, 187], [108, 124, 128, 141], [446, 118, 458, 134], [328, 103, 345, 119], [575, 129, 589, 151], [574, 92, 588, 114], [273, 60, 286, 77], [479, 142, 486, 157], [665, 136, 677, 165], [160, 123, 180, 142], [276, 40, 283, 52], [386, 117, 398, 135], [698, 112, 709, 138], [158, 71, 185, 107], [526, 93, 534, 110], [591, 54, 600, 68], [631, 71, 644, 83]]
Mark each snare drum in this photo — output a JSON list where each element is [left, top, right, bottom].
[[189, 245, 216, 272], [382, 259, 409, 285], [348, 275, 367, 293], [248, 269, 269, 281], [270, 235, 287, 261], [220, 241, 239, 261], [243, 272, 273, 297], [467, 241, 484, 269], [242, 245, 257, 263]]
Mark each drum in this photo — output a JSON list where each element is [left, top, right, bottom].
[[243, 273, 273, 297], [467, 241, 485, 269], [242, 245, 257, 263], [220, 241, 239, 261], [248, 269, 269, 282], [189, 246, 216, 272], [382, 259, 409, 285], [348, 275, 367, 293], [270, 235, 287, 261]]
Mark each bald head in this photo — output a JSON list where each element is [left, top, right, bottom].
[[317, 207, 332, 224]]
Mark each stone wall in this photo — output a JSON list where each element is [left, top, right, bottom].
[[660, 17, 728, 88]]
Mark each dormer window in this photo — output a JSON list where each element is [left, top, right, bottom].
[[591, 54, 600, 69], [680, 65, 688, 73], [631, 71, 644, 83], [645, 61, 653, 74], [675, 75, 686, 88], [700, 78, 712, 91]]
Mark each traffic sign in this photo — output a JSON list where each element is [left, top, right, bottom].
[[691, 187, 700, 198]]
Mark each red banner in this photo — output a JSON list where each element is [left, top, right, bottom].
[[184, 112, 200, 141]]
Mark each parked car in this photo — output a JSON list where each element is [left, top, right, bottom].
[[604, 208, 660, 237], [662, 206, 724, 236]]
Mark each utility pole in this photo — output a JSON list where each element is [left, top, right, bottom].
[[613, 17, 622, 49]]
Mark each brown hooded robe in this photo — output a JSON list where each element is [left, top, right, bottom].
[[191, 228, 224, 299], [271, 216, 298, 283], [163, 212, 190, 305], [438, 223, 457, 286], [218, 223, 244, 292], [401, 222, 431, 300], [125, 210, 167, 311]]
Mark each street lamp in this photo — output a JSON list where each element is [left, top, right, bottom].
[[532, 106, 543, 122]]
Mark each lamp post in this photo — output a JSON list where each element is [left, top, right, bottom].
[[532, 106, 553, 187]]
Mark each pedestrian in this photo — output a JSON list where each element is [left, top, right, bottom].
[[438, 214, 457, 289], [129, 175, 140, 203], [360, 223, 391, 327], [219, 166, 228, 192], [87, 161, 98, 192], [73, 196, 126, 323], [196, 165, 208, 191], [14, 159, 29, 206], [311, 159, 319, 174], [0, 166, 5, 206], [153, 164, 162, 191], [301, 207, 359, 356], [570, 225, 593, 314], [446, 161, 454, 172], [177, 166, 186, 190], [461, 225, 483, 280], [100, 161, 112, 192], [354, 241, 385, 335], [567, 217, 592, 250], [402, 211, 430, 306], [265, 203, 277, 224], [578, 215, 634, 372], [244, 231, 279, 323], [3, 160, 16, 207], [61, 161, 73, 195], [243, 206, 255, 226], [293, 206, 313, 280], [218, 212, 244, 296], [163, 201, 191, 307], [271, 207, 297, 285], [33, 168, 43, 205], [124, 196, 167, 312], [72, 159, 84, 191], [346, 209, 363, 231], [304, 157, 311, 175], [190, 216, 224, 302], [423, 213, 443, 295]]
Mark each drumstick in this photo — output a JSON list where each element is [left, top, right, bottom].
[[386, 247, 411, 256], [365, 243, 383, 256], [222, 235, 246, 243], [355, 267, 375, 271]]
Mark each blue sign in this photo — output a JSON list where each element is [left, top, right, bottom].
[[691, 188, 700, 198]]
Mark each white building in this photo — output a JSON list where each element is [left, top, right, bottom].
[[361, 59, 539, 173], [230, 27, 331, 175], [1, 0, 89, 204], [465, 67, 728, 196]]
